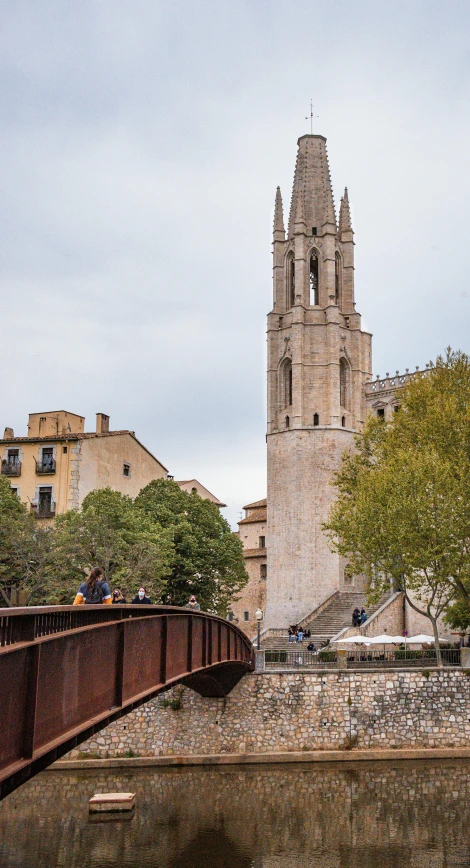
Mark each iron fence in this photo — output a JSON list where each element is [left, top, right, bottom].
[[264, 647, 461, 670]]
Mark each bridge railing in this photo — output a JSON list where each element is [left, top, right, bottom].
[[0, 606, 253, 800]]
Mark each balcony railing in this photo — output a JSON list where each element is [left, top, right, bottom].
[[31, 502, 56, 519], [1, 461, 21, 477], [35, 459, 56, 475]]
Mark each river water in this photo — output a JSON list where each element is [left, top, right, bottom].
[[0, 760, 469, 867]]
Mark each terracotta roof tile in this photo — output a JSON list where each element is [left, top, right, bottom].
[[238, 508, 267, 524], [243, 547, 267, 558], [242, 497, 267, 510]]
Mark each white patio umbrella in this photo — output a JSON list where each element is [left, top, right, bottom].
[[406, 634, 445, 644], [332, 635, 372, 644], [366, 635, 404, 645]]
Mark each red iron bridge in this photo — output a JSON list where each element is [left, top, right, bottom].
[[0, 605, 254, 800]]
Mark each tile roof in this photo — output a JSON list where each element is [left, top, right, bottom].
[[238, 508, 267, 524], [243, 547, 267, 558], [0, 431, 168, 471], [242, 497, 267, 510]]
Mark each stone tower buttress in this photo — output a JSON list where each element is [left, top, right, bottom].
[[266, 134, 373, 629]]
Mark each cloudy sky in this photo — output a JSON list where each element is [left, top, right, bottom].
[[1, 1, 470, 527]]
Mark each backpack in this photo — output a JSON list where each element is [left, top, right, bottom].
[[84, 580, 105, 604]]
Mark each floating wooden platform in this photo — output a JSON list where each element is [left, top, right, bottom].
[[89, 792, 136, 812]]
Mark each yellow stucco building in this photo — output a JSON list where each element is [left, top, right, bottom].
[[0, 410, 168, 517]]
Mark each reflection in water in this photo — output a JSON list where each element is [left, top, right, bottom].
[[0, 760, 469, 867]]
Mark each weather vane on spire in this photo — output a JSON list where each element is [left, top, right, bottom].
[[305, 100, 319, 134]]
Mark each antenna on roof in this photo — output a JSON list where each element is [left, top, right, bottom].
[[305, 100, 319, 135]]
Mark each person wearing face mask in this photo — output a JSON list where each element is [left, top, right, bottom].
[[131, 586, 152, 604]]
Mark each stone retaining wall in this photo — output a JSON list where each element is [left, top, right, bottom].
[[67, 668, 470, 759]]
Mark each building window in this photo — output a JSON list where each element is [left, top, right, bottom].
[[123, 463, 131, 477], [377, 408, 385, 419], [309, 251, 319, 306], [342, 416, 346, 427], [285, 415, 290, 429], [260, 564, 267, 579], [36, 487, 54, 518], [394, 405, 400, 413], [228, 612, 234, 622], [287, 252, 295, 308], [259, 536, 266, 548], [280, 357, 292, 409], [335, 252, 341, 305], [340, 358, 350, 410], [1, 449, 21, 477], [312, 227, 317, 236], [244, 611, 249, 621], [63, 446, 68, 454], [313, 413, 319, 426], [10, 486, 20, 498], [191, 487, 197, 493], [42, 448, 54, 470]]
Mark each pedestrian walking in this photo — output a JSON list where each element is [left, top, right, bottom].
[[73, 568, 112, 605]]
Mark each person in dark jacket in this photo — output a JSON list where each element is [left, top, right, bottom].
[[185, 595, 201, 611], [131, 587, 152, 604], [112, 589, 127, 604]]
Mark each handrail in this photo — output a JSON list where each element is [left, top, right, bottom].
[[0, 606, 254, 800]]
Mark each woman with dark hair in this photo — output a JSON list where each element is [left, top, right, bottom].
[[73, 567, 112, 605], [131, 587, 152, 604]]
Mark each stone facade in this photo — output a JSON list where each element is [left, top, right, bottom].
[[231, 499, 267, 637], [266, 135, 372, 629], [67, 669, 470, 759]]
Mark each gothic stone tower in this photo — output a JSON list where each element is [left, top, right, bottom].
[[265, 134, 372, 629]]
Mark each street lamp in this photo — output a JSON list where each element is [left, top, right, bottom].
[[255, 608, 263, 651]]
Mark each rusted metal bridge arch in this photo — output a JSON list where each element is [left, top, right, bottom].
[[0, 606, 254, 800]]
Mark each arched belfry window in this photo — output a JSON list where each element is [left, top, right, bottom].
[[335, 252, 341, 306], [309, 251, 319, 306], [280, 358, 293, 408], [287, 253, 295, 308], [340, 358, 351, 411]]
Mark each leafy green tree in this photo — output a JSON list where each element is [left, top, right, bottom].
[[135, 478, 248, 615], [47, 488, 173, 604], [0, 476, 53, 606], [323, 349, 470, 665]]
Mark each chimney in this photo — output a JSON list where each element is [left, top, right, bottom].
[[96, 413, 110, 435], [3, 427, 14, 440]]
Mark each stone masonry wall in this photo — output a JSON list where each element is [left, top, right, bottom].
[[68, 669, 470, 759]]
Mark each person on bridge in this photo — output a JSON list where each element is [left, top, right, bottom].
[[112, 589, 127, 604], [131, 587, 152, 604], [185, 595, 201, 611], [73, 568, 112, 605]]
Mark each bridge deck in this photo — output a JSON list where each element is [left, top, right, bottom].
[[0, 605, 254, 800]]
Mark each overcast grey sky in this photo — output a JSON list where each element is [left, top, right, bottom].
[[1, 0, 470, 527]]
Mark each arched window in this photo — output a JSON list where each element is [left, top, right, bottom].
[[280, 358, 292, 408], [285, 415, 290, 429], [335, 252, 341, 305], [340, 358, 350, 410], [309, 251, 319, 306], [287, 253, 295, 308], [313, 413, 319, 426]]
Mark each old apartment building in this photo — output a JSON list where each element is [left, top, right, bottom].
[[0, 410, 168, 517], [230, 499, 267, 635]]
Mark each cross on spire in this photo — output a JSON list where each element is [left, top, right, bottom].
[[305, 100, 319, 135]]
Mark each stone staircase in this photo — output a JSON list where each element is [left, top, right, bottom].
[[261, 592, 392, 651]]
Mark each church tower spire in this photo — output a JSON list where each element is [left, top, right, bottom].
[[266, 133, 373, 629]]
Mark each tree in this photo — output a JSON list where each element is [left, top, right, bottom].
[[135, 478, 248, 615], [47, 488, 173, 604], [323, 349, 470, 665], [0, 476, 53, 606]]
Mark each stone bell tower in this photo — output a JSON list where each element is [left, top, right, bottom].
[[265, 134, 373, 629]]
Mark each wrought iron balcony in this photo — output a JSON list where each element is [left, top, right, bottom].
[[31, 502, 56, 519], [35, 459, 56, 475], [1, 461, 21, 477]]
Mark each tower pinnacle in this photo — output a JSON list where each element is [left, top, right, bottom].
[[288, 135, 336, 238], [273, 186, 285, 239], [338, 187, 353, 236]]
